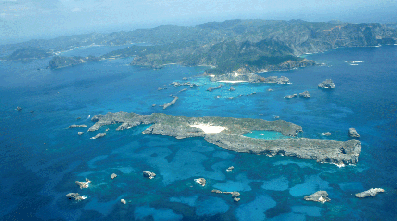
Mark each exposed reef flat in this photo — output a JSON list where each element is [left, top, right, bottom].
[[87, 112, 361, 165]]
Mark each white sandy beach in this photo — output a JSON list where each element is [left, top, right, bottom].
[[190, 124, 227, 134]]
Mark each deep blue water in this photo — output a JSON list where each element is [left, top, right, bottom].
[[1, 45, 397, 220]]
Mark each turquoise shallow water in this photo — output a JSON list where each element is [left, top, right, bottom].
[[1, 45, 397, 220]]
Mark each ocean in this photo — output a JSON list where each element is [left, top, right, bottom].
[[0, 45, 396, 220]]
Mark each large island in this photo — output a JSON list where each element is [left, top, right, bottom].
[[86, 112, 361, 166]]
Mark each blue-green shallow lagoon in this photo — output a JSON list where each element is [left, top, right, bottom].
[[1, 45, 397, 220]]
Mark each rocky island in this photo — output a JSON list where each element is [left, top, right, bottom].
[[304, 191, 331, 203], [355, 188, 385, 198], [85, 112, 362, 166], [318, 79, 335, 89]]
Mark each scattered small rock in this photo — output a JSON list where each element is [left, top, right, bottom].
[[304, 191, 331, 203], [106, 128, 110, 132], [284, 94, 298, 99], [274, 116, 280, 119], [121, 199, 126, 204], [75, 178, 91, 189], [318, 79, 335, 89], [194, 178, 206, 187], [355, 188, 385, 198], [229, 87, 236, 91], [78, 132, 84, 135], [66, 193, 87, 201], [90, 133, 106, 140], [111, 173, 117, 179], [322, 132, 331, 136], [143, 171, 156, 179], [348, 128, 360, 138], [299, 91, 310, 98], [76, 117, 81, 120], [152, 104, 156, 107], [69, 124, 87, 128], [267, 88, 273, 92], [226, 166, 234, 172], [16, 106, 22, 111]]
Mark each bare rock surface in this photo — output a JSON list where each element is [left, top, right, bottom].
[[304, 191, 331, 203], [355, 188, 385, 198], [66, 193, 87, 201], [143, 171, 156, 179], [69, 124, 87, 128], [163, 96, 178, 110], [111, 173, 117, 179], [75, 178, 91, 189], [348, 128, 360, 138], [90, 133, 106, 140], [318, 79, 335, 88], [299, 91, 310, 98], [226, 166, 234, 172], [194, 178, 206, 186]]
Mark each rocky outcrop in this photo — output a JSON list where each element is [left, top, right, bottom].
[[69, 124, 87, 128], [355, 188, 385, 198], [75, 178, 91, 189], [322, 132, 331, 136], [78, 132, 84, 135], [348, 128, 360, 138], [163, 96, 178, 110], [171, 82, 199, 87], [304, 191, 331, 203], [152, 104, 156, 107], [16, 106, 22, 111], [86, 112, 362, 165], [267, 88, 274, 92], [318, 79, 335, 89], [299, 91, 310, 98], [229, 87, 236, 91], [111, 173, 117, 179], [90, 133, 106, 140], [284, 94, 297, 99], [211, 189, 241, 202], [226, 166, 234, 172], [207, 85, 223, 92], [121, 199, 126, 204], [66, 193, 87, 201], [194, 178, 206, 186], [143, 171, 156, 179]]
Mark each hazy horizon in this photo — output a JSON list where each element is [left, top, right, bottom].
[[1, 0, 397, 45]]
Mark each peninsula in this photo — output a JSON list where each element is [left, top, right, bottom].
[[86, 112, 361, 166]]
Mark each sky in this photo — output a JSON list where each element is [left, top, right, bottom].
[[1, 0, 397, 44]]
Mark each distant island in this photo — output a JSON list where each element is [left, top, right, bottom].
[[1, 19, 396, 74], [85, 111, 362, 166]]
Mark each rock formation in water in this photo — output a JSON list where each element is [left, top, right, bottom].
[[226, 166, 234, 172], [143, 171, 156, 179], [211, 189, 241, 202], [318, 79, 335, 89], [85, 112, 362, 165], [207, 85, 223, 92], [78, 132, 84, 135], [69, 125, 87, 128], [284, 94, 297, 99], [322, 132, 331, 136], [75, 178, 91, 189], [66, 193, 87, 201], [299, 91, 311, 98], [111, 173, 117, 179], [229, 87, 236, 91], [348, 128, 360, 138], [163, 96, 178, 110], [355, 188, 385, 198], [121, 199, 126, 204], [268, 88, 274, 92], [90, 133, 106, 139], [304, 191, 331, 203], [194, 178, 206, 186], [16, 106, 22, 111]]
